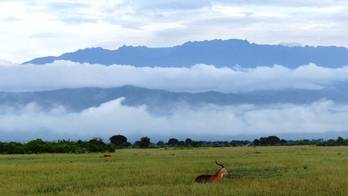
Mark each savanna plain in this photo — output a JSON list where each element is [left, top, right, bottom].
[[1, 146, 347, 196]]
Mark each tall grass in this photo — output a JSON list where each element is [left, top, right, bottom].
[[1, 146, 347, 195]]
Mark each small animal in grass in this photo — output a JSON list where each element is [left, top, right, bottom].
[[103, 153, 111, 158], [195, 161, 228, 183]]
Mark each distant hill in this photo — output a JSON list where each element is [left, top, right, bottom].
[[1, 85, 348, 115], [23, 39, 348, 68]]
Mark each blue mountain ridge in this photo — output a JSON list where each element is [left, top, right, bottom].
[[23, 39, 348, 68], [1, 85, 348, 115]]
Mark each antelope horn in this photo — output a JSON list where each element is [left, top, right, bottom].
[[215, 160, 225, 168]]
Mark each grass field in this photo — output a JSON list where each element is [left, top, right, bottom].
[[1, 146, 348, 195]]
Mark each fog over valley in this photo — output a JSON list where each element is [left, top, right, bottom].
[[2, 1, 348, 143], [1, 59, 348, 142], [2, 61, 348, 93]]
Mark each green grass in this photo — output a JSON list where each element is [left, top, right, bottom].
[[1, 146, 348, 195]]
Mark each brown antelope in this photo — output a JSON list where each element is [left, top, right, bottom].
[[195, 161, 228, 183], [103, 153, 111, 157]]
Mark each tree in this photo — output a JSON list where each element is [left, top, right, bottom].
[[156, 141, 165, 147], [110, 134, 127, 148], [123, 142, 132, 148], [280, 139, 287, 145], [139, 137, 150, 148], [336, 136, 346, 145], [257, 136, 281, 146], [253, 139, 260, 146], [133, 141, 141, 148], [27, 138, 48, 153], [167, 138, 179, 146], [230, 140, 238, 147], [0, 142, 28, 154], [192, 141, 204, 147], [85, 137, 113, 152], [267, 136, 280, 145], [185, 138, 193, 146]]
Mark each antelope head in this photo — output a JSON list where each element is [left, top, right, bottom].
[[215, 160, 228, 176]]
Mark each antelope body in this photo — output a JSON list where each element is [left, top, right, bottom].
[[103, 153, 111, 157], [195, 161, 228, 183]]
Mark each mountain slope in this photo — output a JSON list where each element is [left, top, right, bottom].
[[1, 85, 348, 115], [23, 39, 348, 68]]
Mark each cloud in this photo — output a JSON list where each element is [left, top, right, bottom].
[[2, 0, 348, 142], [1, 61, 348, 92], [1, 97, 347, 142], [1, 60, 348, 142], [0, 59, 15, 66], [1, 1, 348, 63]]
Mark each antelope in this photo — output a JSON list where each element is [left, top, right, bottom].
[[195, 161, 228, 183], [103, 153, 111, 157]]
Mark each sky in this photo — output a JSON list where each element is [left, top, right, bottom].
[[1, 0, 348, 63], [1, 0, 348, 142]]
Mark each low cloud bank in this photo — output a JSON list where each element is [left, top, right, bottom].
[[1, 61, 348, 142], [1, 61, 348, 92], [1, 98, 347, 142]]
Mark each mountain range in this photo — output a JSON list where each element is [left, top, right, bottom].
[[23, 39, 348, 68], [7, 38, 348, 113], [3, 38, 348, 141], [1, 84, 348, 115]]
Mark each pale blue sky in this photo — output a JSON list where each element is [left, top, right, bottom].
[[1, 0, 347, 63], [1, 1, 348, 142]]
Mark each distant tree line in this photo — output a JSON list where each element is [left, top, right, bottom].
[[253, 136, 286, 146], [252, 136, 348, 146], [1, 134, 347, 154], [0, 138, 114, 154], [316, 136, 348, 146], [109, 135, 252, 149], [108, 135, 348, 148]]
